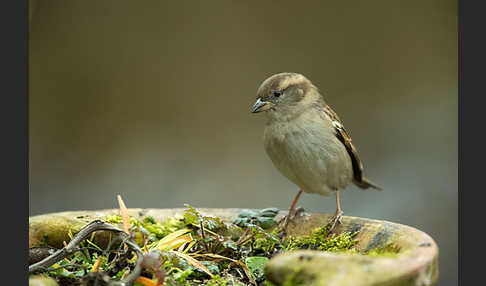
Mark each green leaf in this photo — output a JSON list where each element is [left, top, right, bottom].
[[173, 268, 194, 283], [257, 217, 277, 229], [203, 218, 221, 230], [183, 204, 201, 224], [222, 240, 237, 251], [233, 217, 249, 227], [74, 269, 86, 278], [238, 209, 258, 218], [259, 208, 279, 218], [244, 256, 269, 280], [201, 261, 220, 275]]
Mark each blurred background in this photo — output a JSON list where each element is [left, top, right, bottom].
[[29, 0, 457, 284]]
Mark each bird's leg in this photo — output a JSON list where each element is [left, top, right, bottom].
[[334, 191, 344, 224], [280, 190, 304, 230], [326, 191, 344, 233]]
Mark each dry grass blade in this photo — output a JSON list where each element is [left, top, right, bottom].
[[154, 228, 192, 250], [117, 194, 130, 234], [90, 256, 103, 272], [170, 251, 213, 277], [159, 228, 192, 243], [196, 253, 236, 262], [181, 240, 198, 254], [157, 234, 193, 251]]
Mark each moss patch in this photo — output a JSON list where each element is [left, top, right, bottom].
[[283, 225, 359, 253]]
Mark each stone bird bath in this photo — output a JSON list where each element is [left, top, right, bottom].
[[29, 208, 438, 286]]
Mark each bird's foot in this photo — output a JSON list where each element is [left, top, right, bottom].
[[278, 206, 305, 234], [325, 210, 344, 234]]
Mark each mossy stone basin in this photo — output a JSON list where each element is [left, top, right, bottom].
[[29, 208, 439, 286]]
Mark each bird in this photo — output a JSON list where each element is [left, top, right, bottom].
[[250, 72, 381, 232]]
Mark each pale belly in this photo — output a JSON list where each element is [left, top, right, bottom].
[[263, 120, 353, 196]]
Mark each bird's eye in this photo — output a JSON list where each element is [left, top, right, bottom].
[[273, 90, 282, 97]]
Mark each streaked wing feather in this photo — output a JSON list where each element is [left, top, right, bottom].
[[323, 105, 382, 190]]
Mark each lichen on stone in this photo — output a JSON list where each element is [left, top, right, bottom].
[[362, 242, 401, 257]]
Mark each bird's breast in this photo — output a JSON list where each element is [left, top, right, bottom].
[[263, 114, 353, 195]]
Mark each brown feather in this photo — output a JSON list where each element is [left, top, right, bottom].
[[323, 105, 382, 191]]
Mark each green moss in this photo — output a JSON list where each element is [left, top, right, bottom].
[[142, 216, 185, 239], [105, 214, 124, 224], [253, 231, 281, 253], [40, 234, 49, 247], [284, 225, 359, 253]]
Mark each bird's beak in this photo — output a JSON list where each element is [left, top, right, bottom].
[[251, 98, 273, 113]]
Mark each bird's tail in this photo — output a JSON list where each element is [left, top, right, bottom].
[[354, 177, 383, 191]]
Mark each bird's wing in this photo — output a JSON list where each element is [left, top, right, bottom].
[[323, 105, 382, 190]]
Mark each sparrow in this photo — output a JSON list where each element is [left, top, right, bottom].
[[251, 72, 381, 232]]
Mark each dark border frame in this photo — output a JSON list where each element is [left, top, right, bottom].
[[458, 0, 482, 285], [1, 0, 29, 283]]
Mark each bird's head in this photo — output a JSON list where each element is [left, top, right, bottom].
[[251, 72, 322, 121]]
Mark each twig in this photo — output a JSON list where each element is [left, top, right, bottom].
[[236, 228, 254, 247], [236, 236, 253, 247], [29, 220, 144, 286], [199, 221, 209, 252], [235, 227, 251, 245]]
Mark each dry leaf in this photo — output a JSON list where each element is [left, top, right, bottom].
[[170, 251, 213, 277], [117, 194, 130, 234]]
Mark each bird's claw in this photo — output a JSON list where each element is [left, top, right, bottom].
[[278, 206, 305, 231], [326, 210, 344, 234]]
